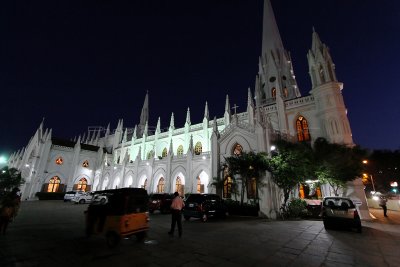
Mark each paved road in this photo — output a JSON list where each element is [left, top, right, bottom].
[[0, 201, 399, 267]]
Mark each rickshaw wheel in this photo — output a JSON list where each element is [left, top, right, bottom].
[[106, 232, 121, 248], [135, 231, 147, 242]]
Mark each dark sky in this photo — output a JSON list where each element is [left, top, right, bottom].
[[1, 0, 399, 157]]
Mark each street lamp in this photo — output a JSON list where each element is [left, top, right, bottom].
[[362, 160, 376, 194]]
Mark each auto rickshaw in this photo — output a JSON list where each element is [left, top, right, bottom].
[[84, 188, 149, 247]]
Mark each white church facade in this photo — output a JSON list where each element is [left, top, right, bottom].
[[8, 0, 361, 218]]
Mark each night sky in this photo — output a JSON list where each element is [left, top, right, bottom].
[[1, 0, 399, 157]]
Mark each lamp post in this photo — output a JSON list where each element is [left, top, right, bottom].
[[362, 160, 376, 194]]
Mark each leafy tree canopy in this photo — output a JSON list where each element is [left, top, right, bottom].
[[0, 166, 24, 192]]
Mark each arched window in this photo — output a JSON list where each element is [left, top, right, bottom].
[[157, 177, 165, 193], [77, 178, 88, 192], [47, 176, 61, 192], [196, 177, 204, 193], [82, 160, 89, 168], [232, 143, 243, 156], [283, 87, 289, 98], [141, 179, 147, 189], [177, 145, 184, 156], [271, 87, 276, 99], [55, 157, 63, 165], [296, 116, 311, 142], [147, 150, 154, 160], [162, 148, 168, 158], [194, 142, 202, 155], [319, 66, 325, 83], [175, 177, 184, 196]]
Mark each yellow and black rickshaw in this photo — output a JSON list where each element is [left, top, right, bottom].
[[85, 188, 149, 247]]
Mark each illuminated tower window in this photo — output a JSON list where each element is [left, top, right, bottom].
[[82, 160, 89, 168], [47, 176, 60, 192], [55, 157, 63, 165], [194, 142, 202, 155], [296, 116, 311, 142], [271, 87, 276, 99], [223, 176, 232, 199], [147, 150, 154, 160]]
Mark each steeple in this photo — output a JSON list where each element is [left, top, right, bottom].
[[307, 28, 338, 89], [138, 91, 149, 137], [256, 0, 301, 106], [224, 94, 231, 125], [156, 117, 161, 134], [261, 0, 284, 58], [185, 107, 191, 125], [203, 101, 209, 120], [169, 113, 175, 130]]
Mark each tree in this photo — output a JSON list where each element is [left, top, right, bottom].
[[268, 139, 314, 207], [0, 166, 24, 192], [223, 152, 270, 205], [313, 138, 366, 196]]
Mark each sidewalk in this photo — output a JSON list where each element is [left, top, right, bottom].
[[363, 208, 400, 235]]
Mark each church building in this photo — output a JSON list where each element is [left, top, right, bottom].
[[8, 0, 361, 218]]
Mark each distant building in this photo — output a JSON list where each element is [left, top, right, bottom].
[[9, 1, 361, 218]]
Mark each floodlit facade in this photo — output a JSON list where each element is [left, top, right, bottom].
[[9, 0, 362, 218]]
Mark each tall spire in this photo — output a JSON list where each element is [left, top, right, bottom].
[[261, 0, 284, 58], [169, 113, 175, 130], [185, 107, 191, 125], [203, 101, 209, 120], [156, 117, 161, 133], [139, 91, 149, 127], [225, 95, 231, 114]]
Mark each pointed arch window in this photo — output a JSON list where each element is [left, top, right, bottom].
[[232, 143, 243, 156], [319, 66, 325, 83], [196, 176, 204, 193], [223, 176, 232, 199], [47, 176, 61, 192], [296, 116, 311, 142], [177, 145, 184, 156], [82, 160, 89, 168], [157, 177, 165, 193], [77, 178, 88, 192], [176, 177, 184, 196], [55, 157, 63, 165], [162, 148, 168, 158], [147, 150, 154, 160], [141, 179, 147, 189], [271, 87, 276, 99], [194, 142, 202, 155], [283, 87, 289, 98]]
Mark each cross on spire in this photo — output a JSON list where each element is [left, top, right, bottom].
[[232, 104, 239, 115]]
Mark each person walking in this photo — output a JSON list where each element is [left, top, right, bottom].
[[168, 192, 185, 237], [379, 196, 388, 217]]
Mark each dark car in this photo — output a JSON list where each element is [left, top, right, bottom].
[[148, 193, 174, 214], [183, 193, 228, 222], [321, 197, 362, 233]]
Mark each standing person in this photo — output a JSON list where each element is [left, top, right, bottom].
[[168, 192, 185, 237], [379, 196, 388, 217]]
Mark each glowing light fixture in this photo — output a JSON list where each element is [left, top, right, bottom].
[[0, 156, 7, 164]]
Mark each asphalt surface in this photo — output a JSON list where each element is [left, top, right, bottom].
[[0, 201, 399, 267]]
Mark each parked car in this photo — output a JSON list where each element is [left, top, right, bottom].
[[148, 193, 174, 214], [64, 191, 83, 202], [92, 192, 109, 205], [321, 196, 362, 233], [73, 191, 94, 204], [183, 193, 228, 222]]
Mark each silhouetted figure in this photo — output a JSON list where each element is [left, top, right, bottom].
[[379, 196, 388, 217], [168, 192, 185, 237], [0, 188, 21, 235]]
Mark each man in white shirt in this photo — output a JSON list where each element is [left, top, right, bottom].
[[168, 192, 185, 237]]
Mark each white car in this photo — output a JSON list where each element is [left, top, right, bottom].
[[73, 192, 94, 204], [64, 191, 83, 202]]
